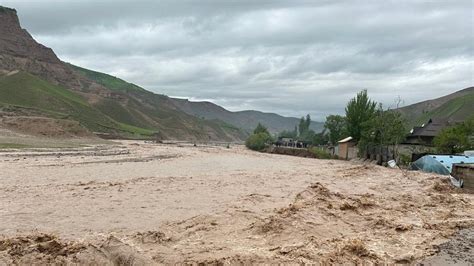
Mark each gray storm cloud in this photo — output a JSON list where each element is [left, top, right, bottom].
[[4, 0, 473, 120]]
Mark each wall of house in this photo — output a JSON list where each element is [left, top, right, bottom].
[[338, 143, 348, 159], [453, 164, 474, 189], [338, 142, 357, 160]]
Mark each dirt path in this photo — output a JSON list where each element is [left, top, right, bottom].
[[0, 141, 473, 264]]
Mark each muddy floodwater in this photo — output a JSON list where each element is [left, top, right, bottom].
[[0, 141, 473, 264]]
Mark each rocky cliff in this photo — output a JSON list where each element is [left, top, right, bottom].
[[0, 6, 249, 141], [0, 6, 106, 94]]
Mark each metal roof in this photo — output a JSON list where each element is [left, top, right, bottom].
[[338, 136, 354, 143], [428, 155, 474, 173]]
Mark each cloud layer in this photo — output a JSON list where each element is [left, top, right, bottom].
[[5, 0, 473, 120]]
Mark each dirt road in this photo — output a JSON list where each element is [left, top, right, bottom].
[[0, 141, 472, 264]]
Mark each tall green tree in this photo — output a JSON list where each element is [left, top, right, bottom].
[[253, 123, 269, 135], [345, 90, 377, 141], [298, 114, 311, 136], [360, 104, 406, 146], [324, 115, 347, 145]]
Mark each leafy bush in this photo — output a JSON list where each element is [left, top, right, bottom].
[[398, 153, 411, 167], [309, 147, 333, 159], [253, 123, 270, 135], [245, 132, 272, 151], [434, 118, 474, 153]]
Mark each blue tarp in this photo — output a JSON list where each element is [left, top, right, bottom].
[[411, 155, 474, 175]]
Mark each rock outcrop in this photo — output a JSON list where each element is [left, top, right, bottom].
[[0, 6, 102, 93]]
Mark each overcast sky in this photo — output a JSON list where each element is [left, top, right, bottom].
[[4, 0, 473, 120]]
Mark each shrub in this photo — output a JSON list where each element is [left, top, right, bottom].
[[434, 118, 474, 154], [309, 147, 333, 159], [245, 132, 272, 151]]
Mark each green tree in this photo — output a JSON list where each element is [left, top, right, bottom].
[[279, 128, 297, 139], [246, 123, 273, 151], [434, 118, 474, 153], [312, 131, 329, 145], [299, 129, 316, 142], [245, 132, 272, 151], [298, 114, 311, 136], [358, 104, 406, 155], [253, 123, 269, 135], [345, 90, 377, 141], [324, 115, 347, 145]]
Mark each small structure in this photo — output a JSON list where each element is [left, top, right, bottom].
[[404, 118, 454, 145], [338, 136, 357, 160], [275, 138, 309, 148], [452, 164, 474, 189], [411, 155, 474, 187]]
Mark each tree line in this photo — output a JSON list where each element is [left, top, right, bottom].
[[246, 89, 473, 154]]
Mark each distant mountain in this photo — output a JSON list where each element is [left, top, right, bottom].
[[397, 87, 474, 127], [68, 64, 322, 136], [168, 98, 324, 134], [0, 6, 245, 141], [0, 6, 313, 141]]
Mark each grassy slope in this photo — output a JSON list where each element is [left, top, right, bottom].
[[404, 91, 474, 127], [399, 87, 474, 127], [0, 72, 154, 136], [67, 64, 247, 141], [68, 64, 146, 93]]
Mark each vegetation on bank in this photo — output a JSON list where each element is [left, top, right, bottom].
[[308, 147, 333, 159], [434, 117, 474, 153], [245, 123, 273, 151], [323, 90, 407, 155]]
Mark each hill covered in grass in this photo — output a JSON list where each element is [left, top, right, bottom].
[[0, 6, 249, 141], [397, 87, 474, 127], [0, 71, 155, 137], [69, 63, 324, 135]]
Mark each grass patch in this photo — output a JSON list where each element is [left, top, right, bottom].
[[309, 147, 334, 159], [0, 143, 33, 149], [68, 63, 146, 93]]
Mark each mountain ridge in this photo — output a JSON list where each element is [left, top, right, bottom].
[[0, 6, 312, 140], [0, 6, 246, 141], [397, 87, 474, 127]]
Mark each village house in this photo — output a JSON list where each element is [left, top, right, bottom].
[[404, 118, 456, 146], [337, 136, 358, 160]]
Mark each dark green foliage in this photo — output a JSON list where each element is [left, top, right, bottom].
[[279, 126, 298, 139], [299, 129, 315, 142], [434, 118, 474, 153], [324, 115, 347, 144], [296, 114, 315, 142], [309, 147, 333, 159], [0, 6, 15, 13], [298, 114, 311, 136], [245, 132, 272, 151], [345, 90, 377, 141], [253, 123, 270, 135], [246, 124, 272, 151], [358, 104, 407, 154], [312, 132, 328, 146], [360, 105, 406, 145]]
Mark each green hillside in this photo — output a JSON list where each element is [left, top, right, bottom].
[[67, 64, 247, 141], [67, 63, 146, 93], [399, 87, 474, 127], [415, 94, 474, 123], [0, 72, 154, 136]]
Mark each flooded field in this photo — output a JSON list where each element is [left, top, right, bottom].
[[0, 141, 472, 264]]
